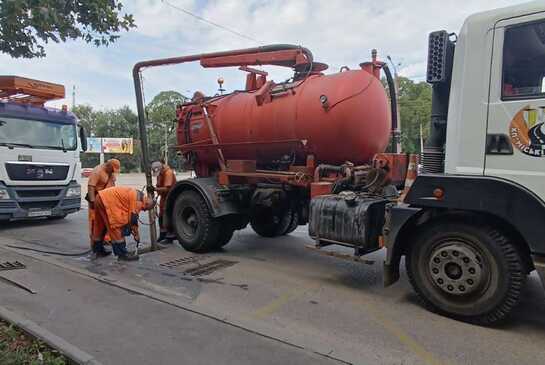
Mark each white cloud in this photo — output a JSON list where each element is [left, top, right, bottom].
[[0, 0, 531, 109]]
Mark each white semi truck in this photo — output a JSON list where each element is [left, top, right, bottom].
[[0, 76, 87, 221]]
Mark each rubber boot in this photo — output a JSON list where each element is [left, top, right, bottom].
[[92, 241, 111, 258], [158, 232, 173, 244], [113, 242, 139, 262]]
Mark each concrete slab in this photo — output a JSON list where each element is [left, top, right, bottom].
[[0, 247, 342, 365]]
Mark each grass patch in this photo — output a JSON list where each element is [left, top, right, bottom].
[[0, 319, 67, 365]]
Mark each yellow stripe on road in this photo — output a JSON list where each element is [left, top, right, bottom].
[[251, 291, 300, 319]]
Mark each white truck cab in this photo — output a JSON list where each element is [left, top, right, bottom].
[[445, 1, 545, 200], [385, 1, 545, 324], [0, 76, 86, 220]]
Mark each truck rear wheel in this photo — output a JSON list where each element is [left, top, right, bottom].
[[406, 221, 525, 325], [250, 207, 293, 237], [173, 190, 220, 253]]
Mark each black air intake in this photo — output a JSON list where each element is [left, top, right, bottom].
[[423, 31, 455, 173]]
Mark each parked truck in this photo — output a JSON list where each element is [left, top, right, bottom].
[[0, 76, 87, 221], [133, 1, 545, 324]]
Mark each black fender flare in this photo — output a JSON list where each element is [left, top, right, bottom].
[[383, 174, 545, 286], [405, 174, 545, 254], [163, 177, 244, 230]]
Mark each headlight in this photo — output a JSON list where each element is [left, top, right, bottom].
[[66, 186, 81, 198], [0, 189, 9, 200]]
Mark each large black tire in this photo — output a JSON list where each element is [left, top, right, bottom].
[[406, 221, 526, 325], [214, 227, 235, 250], [283, 209, 299, 235], [173, 190, 221, 253], [250, 207, 293, 237]]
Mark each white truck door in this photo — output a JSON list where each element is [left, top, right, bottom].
[[486, 13, 545, 202]]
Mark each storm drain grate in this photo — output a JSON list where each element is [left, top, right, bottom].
[[160, 256, 209, 269], [0, 261, 26, 271], [183, 259, 237, 277]]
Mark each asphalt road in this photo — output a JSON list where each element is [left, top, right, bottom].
[[1, 173, 545, 365]]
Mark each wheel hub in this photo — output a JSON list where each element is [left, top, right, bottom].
[[180, 207, 198, 236], [428, 244, 483, 295]]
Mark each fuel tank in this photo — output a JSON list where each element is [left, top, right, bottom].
[[177, 68, 391, 171]]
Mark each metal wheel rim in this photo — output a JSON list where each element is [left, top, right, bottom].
[[179, 206, 198, 238], [427, 238, 489, 296]]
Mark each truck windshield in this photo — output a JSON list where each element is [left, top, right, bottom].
[[0, 116, 77, 150]]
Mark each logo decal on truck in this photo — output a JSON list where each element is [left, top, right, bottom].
[[509, 106, 545, 157]]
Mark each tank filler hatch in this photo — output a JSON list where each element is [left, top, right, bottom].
[[0, 76, 65, 106]]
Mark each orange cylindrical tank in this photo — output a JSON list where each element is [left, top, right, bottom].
[[177, 68, 391, 172]]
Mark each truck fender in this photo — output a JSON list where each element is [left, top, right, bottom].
[[382, 204, 423, 286], [405, 174, 545, 255], [163, 177, 243, 230]]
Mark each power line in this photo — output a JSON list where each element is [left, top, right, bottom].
[[161, 0, 260, 43]]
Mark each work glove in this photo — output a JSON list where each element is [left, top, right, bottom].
[[146, 185, 156, 194]]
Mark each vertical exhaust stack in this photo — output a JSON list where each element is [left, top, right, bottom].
[[423, 31, 455, 173]]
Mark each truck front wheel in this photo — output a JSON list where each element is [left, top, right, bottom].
[[173, 190, 220, 253], [406, 221, 525, 325]]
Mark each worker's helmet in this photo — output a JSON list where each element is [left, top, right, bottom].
[[107, 159, 121, 173], [151, 161, 162, 177]]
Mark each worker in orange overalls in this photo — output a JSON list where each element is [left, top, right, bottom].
[[86, 159, 121, 257], [92, 186, 155, 261], [151, 160, 177, 243]]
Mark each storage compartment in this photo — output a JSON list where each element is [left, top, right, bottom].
[[308, 194, 387, 249]]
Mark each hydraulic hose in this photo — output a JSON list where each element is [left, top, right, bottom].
[[5, 244, 92, 257], [382, 63, 400, 153]]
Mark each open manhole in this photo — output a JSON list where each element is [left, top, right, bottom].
[[159, 256, 237, 277]]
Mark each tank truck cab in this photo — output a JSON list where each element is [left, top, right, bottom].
[[386, 1, 545, 324]]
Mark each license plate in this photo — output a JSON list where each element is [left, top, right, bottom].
[[27, 209, 51, 217]]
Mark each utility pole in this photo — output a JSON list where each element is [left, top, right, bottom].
[[387, 55, 402, 153], [72, 85, 76, 109]]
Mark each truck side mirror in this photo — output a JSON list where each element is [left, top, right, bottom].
[[80, 126, 88, 152]]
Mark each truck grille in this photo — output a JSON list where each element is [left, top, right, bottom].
[[5, 163, 69, 181], [19, 201, 59, 209], [0, 201, 17, 209], [61, 198, 80, 207], [16, 189, 61, 198]]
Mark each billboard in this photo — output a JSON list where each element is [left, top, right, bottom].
[[86, 138, 102, 153], [85, 138, 133, 154], [102, 138, 133, 154]]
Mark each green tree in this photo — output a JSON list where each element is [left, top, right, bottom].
[[384, 76, 432, 153], [73, 91, 187, 172], [397, 77, 432, 153], [146, 91, 188, 167], [0, 0, 135, 59]]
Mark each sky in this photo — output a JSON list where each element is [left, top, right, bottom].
[[0, 0, 530, 110]]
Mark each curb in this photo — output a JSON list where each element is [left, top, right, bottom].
[[0, 305, 103, 365]]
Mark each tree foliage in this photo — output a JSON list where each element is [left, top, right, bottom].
[[385, 76, 432, 153], [0, 0, 135, 58], [73, 90, 187, 172]]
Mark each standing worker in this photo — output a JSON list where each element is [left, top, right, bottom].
[[86, 159, 121, 257], [151, 160, 177, 243], [92, 186, 155, 261]]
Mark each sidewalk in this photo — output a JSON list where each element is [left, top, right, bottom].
[[0, 247, 340, 365]]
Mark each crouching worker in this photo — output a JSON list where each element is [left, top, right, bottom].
[[92, 186, 155, 261], [151, 160, 177, 243]]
